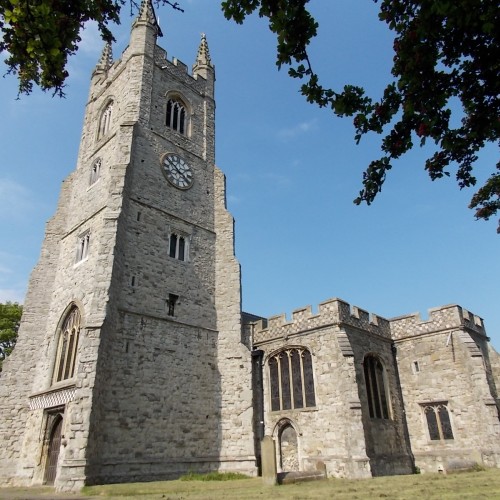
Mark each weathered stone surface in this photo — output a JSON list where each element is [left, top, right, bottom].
[[251, 302, 500, 477], [1, 1, 498, 492], [0, 3, 255, 491]]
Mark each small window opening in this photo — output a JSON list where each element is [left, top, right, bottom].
[[413, 361, 420, 373], [137, 212, 142, 221], [131, 276, 136, 287], [167, 294, 178, 317], [89, 158, 101, 185], [169, 233, 188, 261], [76, 232, 90, 263]]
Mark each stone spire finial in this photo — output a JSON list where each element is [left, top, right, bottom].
[[97, 42, 113, 71], [193, 33, 213, 71], [92, 41, 113, 77], [134, 0, 163, 37]]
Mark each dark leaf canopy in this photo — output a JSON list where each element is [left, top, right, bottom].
[[223, 0, 500, 232]]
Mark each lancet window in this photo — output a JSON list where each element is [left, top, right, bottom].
[[98, 101, 113, 139], [363, 355, 391, 419], [53, 306, 81, 383], [169, 233, 188, 261], [166, 99, 187, 134], [76, 232, 90, 263], [269, 347, 316, 411], [89, 158, 101, 185], [422, 403, 454, 440]]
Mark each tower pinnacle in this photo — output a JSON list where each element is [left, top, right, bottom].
[[133, 0, 163, 37], [94, 42, 113, 74], [193, 33, 213, 78]]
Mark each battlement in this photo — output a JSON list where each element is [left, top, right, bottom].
[[253, 298, 391, 345], [390, 304, 486, 340], [154, 46, 211, 83]]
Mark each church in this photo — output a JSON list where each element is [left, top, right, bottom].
[[1, 1, 499, 492]]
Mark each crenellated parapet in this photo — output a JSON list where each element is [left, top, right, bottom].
[[390, 304, 486, 340], [252, 298, 391, 345]]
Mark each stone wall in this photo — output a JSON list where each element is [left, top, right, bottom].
[[0, 10, 256, 491], [392, 305, 500, 473], [252, 298, 413, 479]]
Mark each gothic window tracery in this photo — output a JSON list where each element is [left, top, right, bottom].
[[269, 348, 316, 411], [53, 306, 81, 383], [98, 101, 113, 139], [166, 99, 187, 135], [363, 354, 391, 419], [422, 403, 454, 440]]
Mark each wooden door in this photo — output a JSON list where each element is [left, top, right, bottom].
[[44, 416, 63, 484]]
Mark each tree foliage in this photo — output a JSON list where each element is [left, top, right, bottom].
[[0, 0, 498, 230], [222, 0, 500, 232], [0, 301, 22, 371], [0, 0, 182, 96]]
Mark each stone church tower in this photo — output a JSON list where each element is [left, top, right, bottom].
[[0, 1, 255, 491]]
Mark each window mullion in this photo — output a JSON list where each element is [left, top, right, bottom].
[[287, 350, 294, 409], [276, 355, 283, 411], [68, 329, 79, 378], [61, 331, 70, 380], [436, 407, 444, 440], [375, 364, 385, 419], [298, 349, 306, 408], [367, 361, 377, 418]]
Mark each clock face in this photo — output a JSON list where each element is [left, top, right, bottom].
[[162, 154, 194, 189]]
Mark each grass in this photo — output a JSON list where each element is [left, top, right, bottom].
[[77, 468, 500, 499], [179, 471, 250, 481]]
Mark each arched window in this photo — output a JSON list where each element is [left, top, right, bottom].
[[98, 101, 113, 139], [166, 99, 187, 134], [89, 158, 101, 185], [53, 306, 81, 383], [363, 355, 391, 419], [168, 232, 188, 261], [76, 231, 90, 263], [269, 347, 316, 411], [422, 403, 454, 440]]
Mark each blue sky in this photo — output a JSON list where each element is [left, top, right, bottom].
[[1, 1, 499, 347]]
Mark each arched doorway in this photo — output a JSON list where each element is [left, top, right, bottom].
[[279, 424, 299, 471], [44, 415, 63, 485]]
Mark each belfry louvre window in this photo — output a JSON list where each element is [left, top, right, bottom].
[[76, 232, 90, 263], [53, 306, 81, 383], [422, 403, 454, 440], [98, 101, 113, 139], [166, 99, 186, 134], [169, 233, 187, 261], [269, 348, 316, 411], [89, 158, 101, 185], [364, 355, 391, 419]]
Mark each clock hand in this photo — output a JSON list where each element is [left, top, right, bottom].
[[172, 165, 189, 182]]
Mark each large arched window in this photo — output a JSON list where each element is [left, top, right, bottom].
[[53, 306, 81, 383], [166, 98, 187, 134], [98, 101, 113, 139], [363, 354, 391, 419], [269, 347, 316, 411]]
